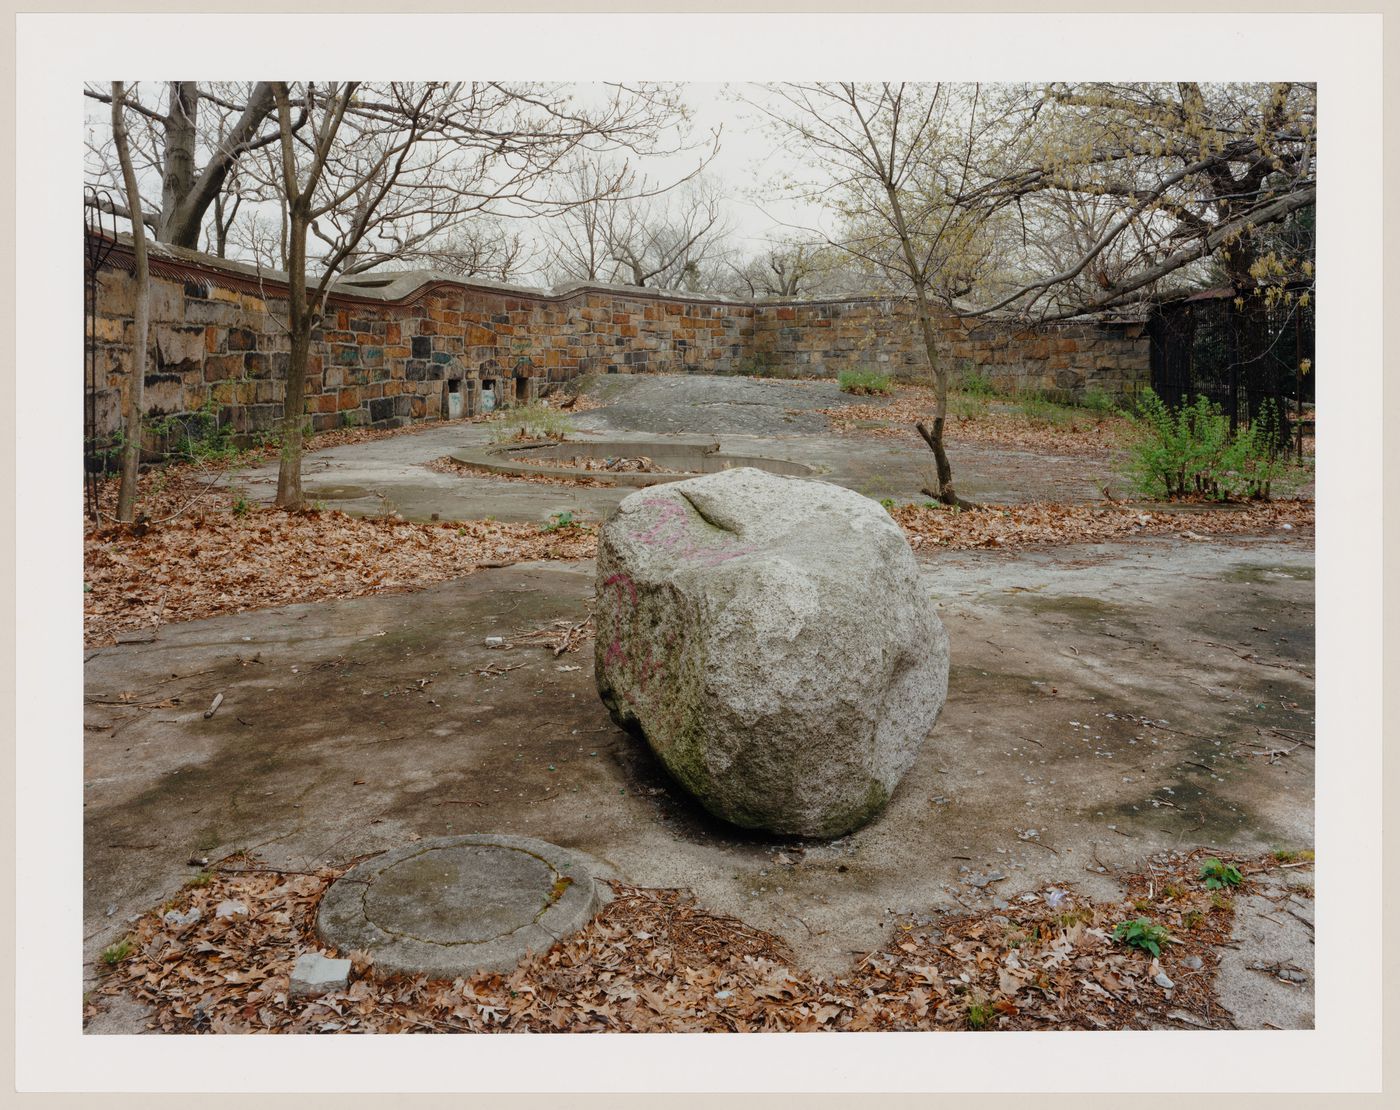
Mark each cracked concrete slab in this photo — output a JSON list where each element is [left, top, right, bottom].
[[84, 534, 1313, 1006]]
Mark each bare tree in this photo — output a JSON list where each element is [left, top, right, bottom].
[[84, 82, 293, 249], [543, 155, 637, 283], [412, 220, 538, 283], [109, 82, 150, 524], [262, 81, 693, 509], [602, 177, 733, 290], [726, 236, 841, 298]]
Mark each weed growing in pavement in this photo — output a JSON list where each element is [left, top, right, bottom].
[[1199, 858, 1243, 890], [1112, 918, 1171, 958], [101, 938, 134, 967]]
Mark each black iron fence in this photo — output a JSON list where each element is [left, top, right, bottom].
[[1148, 284, 1314, 443]]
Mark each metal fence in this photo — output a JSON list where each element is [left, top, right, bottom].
[[1148, 285, 1314, 442]]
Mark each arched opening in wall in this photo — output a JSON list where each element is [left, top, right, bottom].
[[514, 375, 530, 405], [480, 379, 498, 413]]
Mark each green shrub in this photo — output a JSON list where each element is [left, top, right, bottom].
[[965, 999, 995, 1030], [838, 369, 893, 396], [147, 398, 242, 465], [1124, 390, 1291, 500]]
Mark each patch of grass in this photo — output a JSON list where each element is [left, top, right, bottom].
[[101, 938, 134, 967], [959, 370, 1000, 398], [487, 402, 573, 443], [1014, 389, 1080, 426], [878, 497, 896, 512], [1079, 388, 1118, 415], [1161, 882, 1187, 901], [1199, 858, 1243, 890], [184, 870, 214, 889], [1182, 910, 1206, 931], [965, 998, 995, 1030], [838, 369, 894, 396], [1272, 848, 1314, 864], [1112, 917, 1171, 958], [1056, 906, 1095, 929], [231, 495, 252, 517], [542, 510, 581, 533], [948, 391, 991, 420], [1210, 891, 1233, 911]]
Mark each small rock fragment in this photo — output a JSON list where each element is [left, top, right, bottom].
[[162, 908, 201, 928], [1182, 955, 1204, 970], [290, 952, 352, 999], [1154, 972, 1175, 989], [213, 899, 247, 919]]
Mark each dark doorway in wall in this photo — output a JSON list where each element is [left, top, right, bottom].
[[447, 379, 463, 419], [480, 379, 498, 413], [515, 375, 529, 405]]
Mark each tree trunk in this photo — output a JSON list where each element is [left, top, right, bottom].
[[156, 82, 277, 250], [112, 83, 149, 524], [156, 82, 199, 246], [885, 184, 966, 508], [275, 208, 309, 510]]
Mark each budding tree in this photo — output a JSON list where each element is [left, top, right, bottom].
[[752, 82, 1009, 506], [957, 82, 1317, 320]]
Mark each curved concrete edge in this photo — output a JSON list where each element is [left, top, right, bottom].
[[450, 437, 817, 488], [315, 833, 612, 980]]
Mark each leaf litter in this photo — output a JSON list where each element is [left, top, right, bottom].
[[85, 436, 1311, 647], [88, 848, 1304, 1033]]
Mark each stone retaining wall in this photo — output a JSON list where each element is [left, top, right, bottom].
[[87, 237, 1149, 446]]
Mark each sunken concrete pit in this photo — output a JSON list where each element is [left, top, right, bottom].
[[451, 438, 818, 487], [316, 834, 610, 978]]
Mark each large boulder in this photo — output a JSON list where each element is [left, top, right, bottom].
[[595, 467, 948, 837]]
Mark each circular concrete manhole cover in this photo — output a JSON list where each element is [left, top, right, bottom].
[[317, 834, 608, 978]]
